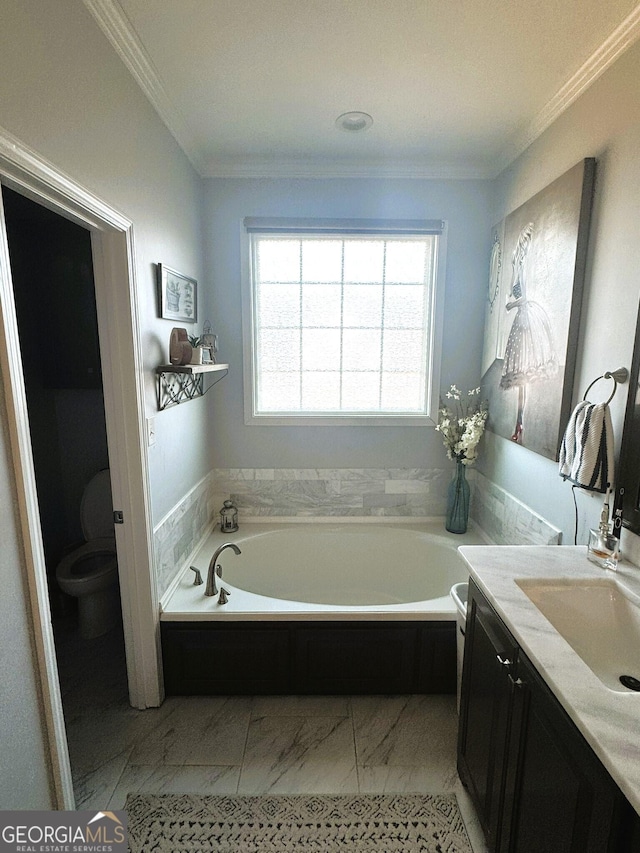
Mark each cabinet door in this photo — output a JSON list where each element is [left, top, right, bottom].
[[458, 580, 519, 850], [502, 651, 621, 853]]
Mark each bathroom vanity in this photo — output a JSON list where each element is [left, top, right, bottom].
[[457, 545, 640, 852]]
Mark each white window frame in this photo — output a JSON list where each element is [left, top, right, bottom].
[[241, 217, 447, 426]]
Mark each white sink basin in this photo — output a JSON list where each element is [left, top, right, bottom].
[[516, 577, 640, 693]]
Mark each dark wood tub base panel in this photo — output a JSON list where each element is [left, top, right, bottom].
[[161, 620, 456, 695]]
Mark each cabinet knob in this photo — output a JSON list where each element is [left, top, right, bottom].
[[496, 654, 512, 667]]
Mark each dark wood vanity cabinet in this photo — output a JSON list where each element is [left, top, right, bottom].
[[458, 579, 639, 853], [457, 580, 518, 847]]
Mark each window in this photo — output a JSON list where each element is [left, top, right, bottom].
[[242, 218, 446, 425]]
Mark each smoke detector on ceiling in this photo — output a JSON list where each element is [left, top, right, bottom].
[[335, 111, 373, 132]]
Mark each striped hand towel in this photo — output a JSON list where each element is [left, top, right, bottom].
[[558, 400, 614, 493]]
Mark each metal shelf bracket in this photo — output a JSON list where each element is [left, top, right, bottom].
[[156, 364, 228, 410]]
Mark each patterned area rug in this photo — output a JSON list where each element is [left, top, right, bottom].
[[125, 792, 473, 852]]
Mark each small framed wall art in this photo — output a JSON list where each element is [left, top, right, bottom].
[[157, 263, 197, 323]]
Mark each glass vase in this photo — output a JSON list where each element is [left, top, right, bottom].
[[446, 460, 470, 534]]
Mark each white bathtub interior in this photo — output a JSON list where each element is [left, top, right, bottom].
[[161, 521, 487, 620]]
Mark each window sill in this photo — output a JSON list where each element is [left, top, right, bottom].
[[244, 413, 437, 427]]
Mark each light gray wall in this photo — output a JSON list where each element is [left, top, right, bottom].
[[482, 38, 640, 548], [0, 0, 211, 524], [0, 396, 53, 808], [204, 176, 492, 468], [0, 0, 212, 807]]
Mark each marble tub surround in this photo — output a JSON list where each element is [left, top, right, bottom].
[[458, 544, 640, 815], [154, 472, 218, 597], [151, 466, 555, 603], [470, 471, 561, 545], [210, 467, 453, 518]]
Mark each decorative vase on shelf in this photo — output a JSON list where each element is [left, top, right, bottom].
[[446, 460, 470, 534]]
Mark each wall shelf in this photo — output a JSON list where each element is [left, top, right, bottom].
[[156, 363, 229, 410]]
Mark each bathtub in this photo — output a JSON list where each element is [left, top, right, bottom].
[[161, 521, 487, 620], [160, 521, 488, 695]]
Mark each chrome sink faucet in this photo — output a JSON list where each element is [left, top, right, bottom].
[[205, 542, 241, 598]]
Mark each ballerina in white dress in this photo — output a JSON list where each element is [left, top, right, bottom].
[[500, 223, 558, 442]]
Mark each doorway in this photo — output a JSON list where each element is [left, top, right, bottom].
[[0, 132, 161, 808], [1, 186, 129, 737]]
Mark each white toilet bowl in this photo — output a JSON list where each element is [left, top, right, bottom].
[[55, 470, 120, 639]]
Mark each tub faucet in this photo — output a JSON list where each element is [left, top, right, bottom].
[[205, 542, 241, 597]]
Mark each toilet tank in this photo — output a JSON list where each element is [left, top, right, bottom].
[[80, 469, 114, 540]]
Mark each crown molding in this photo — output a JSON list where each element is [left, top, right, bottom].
[[202, 157, 494, 181], [494, 2, 640, 175], [81, 0, 206, 176], [83, 0, 640, 182]]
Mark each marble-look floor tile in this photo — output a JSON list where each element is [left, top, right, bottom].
[[358, 762, 459, 794], [108, 764, 241, 809], [58, 622, 486, 844], [73, 749, 132, 810], [66, 700, 179, 777], [352, 695, 458, 768], [238, 715, 358, 794], [251, 695, 350, 718], [128, 696, 251, 766], [350, 694, 448, 718]]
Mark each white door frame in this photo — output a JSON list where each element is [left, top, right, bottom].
[[0, 127, 161, 808]]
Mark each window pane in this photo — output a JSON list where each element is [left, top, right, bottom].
[[382, 329, 425, 371], [385, 240, 427, 283], [302, 283, 342, 328], [249, 229, 440, 419], [341, 372, 381, 410], [302, 372, 341, 410], [343, 284, 383, 327], [343, 329, 381, 370], [259, 372, 300, 410], [257, 328, 300, 372], [343, 240, 384, 283], [384, 284, 426, 328], [258, 283, 300, 327], [302, 328, 341, 371], [302, 240, 342, 282], [381, 372, 425, 411], [257, 239, 300, 282]]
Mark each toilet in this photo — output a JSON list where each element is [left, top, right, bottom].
[[56, 469, 119, 639]]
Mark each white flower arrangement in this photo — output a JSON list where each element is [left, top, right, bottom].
[[435, 385, 488, 466]]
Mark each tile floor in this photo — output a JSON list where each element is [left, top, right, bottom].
[[54, 617, 488, 852]]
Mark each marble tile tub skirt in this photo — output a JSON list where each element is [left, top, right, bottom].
[[125, 792, 473, 852]]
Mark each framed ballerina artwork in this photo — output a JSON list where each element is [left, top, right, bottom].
[[480, 158, 596, 461]]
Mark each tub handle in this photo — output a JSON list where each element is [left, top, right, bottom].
[[189, 566, 203, 586]]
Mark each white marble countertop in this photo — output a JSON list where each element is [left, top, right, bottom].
[[458, 544, 640, 816]]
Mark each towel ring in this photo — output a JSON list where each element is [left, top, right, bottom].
[[582, 367, 629, 406]]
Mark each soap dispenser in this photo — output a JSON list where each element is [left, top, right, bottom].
[[587, 492, 619, 570], [219, 499, 239, 533]]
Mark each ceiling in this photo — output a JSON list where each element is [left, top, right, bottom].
[[84, 0, 640, 179]]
